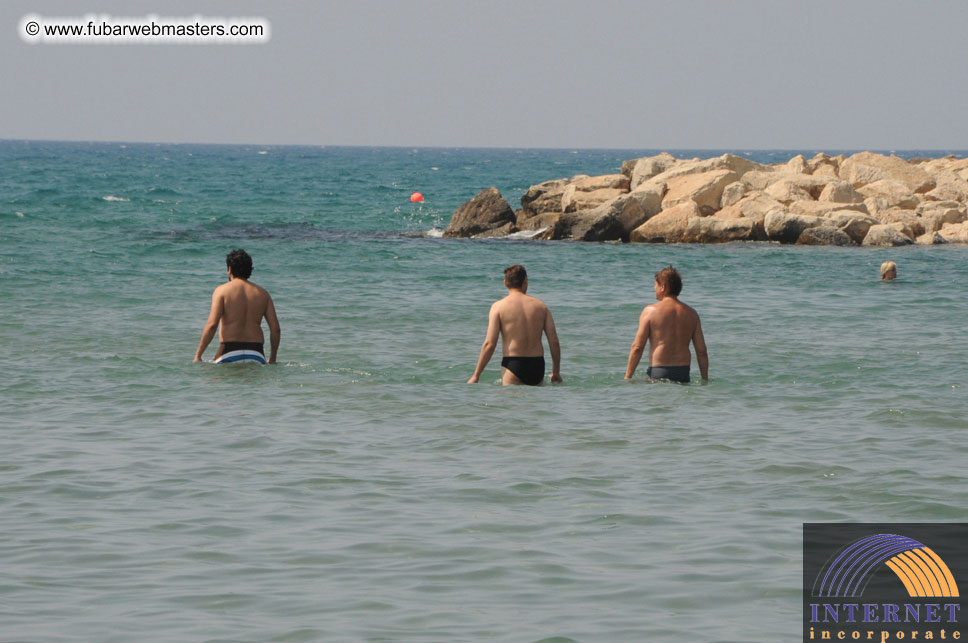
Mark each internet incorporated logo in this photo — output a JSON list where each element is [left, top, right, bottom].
[[803, 524, 965, 642], [814, 533, 960, 599]]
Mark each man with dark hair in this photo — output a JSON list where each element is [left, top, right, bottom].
[[625, 266, 708, 383], [468, 264, 562, 386], [194, 249, 281, 364]]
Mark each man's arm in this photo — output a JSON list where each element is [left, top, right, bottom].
[[624, 307, 650, 379], [543, 307, 562, 383], [467, 303, 500, 383], [692, 316, 709, 381], [193, 289, 223, 362], [264, 294, 281, 364]]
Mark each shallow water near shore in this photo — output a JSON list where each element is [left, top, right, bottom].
[[2, 142, 967, 642]]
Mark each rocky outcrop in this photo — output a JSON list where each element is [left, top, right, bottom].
[[449, 151, 968, 246], [444, 187, 517, 238]]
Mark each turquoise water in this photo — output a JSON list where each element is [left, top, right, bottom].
[[2, 141, 967, 642]]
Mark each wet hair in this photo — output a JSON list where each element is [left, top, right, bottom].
[[655, 265, 683, 297], [226, 249, 253, 280], [504, 264, 527, 289], [880, 260, 897, 278]]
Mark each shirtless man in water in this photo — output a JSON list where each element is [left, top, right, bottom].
[[625, 266, 708, 383], [193, 249, 281, 364], [467, 264, 562, 386]]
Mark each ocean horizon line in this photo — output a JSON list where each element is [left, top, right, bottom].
[[3, 137, 967, 157]]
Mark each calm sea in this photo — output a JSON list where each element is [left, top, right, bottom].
[[2, 141, 966, 642]]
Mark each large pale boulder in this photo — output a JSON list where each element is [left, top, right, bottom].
[[862, 224, 914, 246], [682, 217, 758, 243], [561, 185, 627, 213], [858, 180, 919, 209], [714, 193, 785, 224], [630, 200, 702, 243], [572, 174, 631, 191], [661, 169, 739, 214], [580, 187, 665, 239], [939, 222, 968, 243], [741, 170, 781, 191], [917, 202, 967, 233], [764, 210, 823, 243], [741, 172, 831, 197], [627, 152, 678, 188], [789, 200, 869, 217], [520, 178, 571, 217], [924, 171, 968, 203], [839, 152, 936, 193], [720, 181, 745, 207], [786, 154, 809, 174], [644, 154, 766, 190], [875, 208, 925, 237], [444, 187, 517, 237], [807, 153, 841, 178], [765, 179, 813, 204], [796, 226, 854, 246], [818, 181, 865, 204]]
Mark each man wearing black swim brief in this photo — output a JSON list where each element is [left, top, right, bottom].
[[468, 264, 562, 386], [625, 266, 708, 383]]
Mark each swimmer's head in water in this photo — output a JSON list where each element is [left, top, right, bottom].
[[655, 266, 682, 297], [880, 260, 897, 280], [226, 248, 253, 280], [504, 264, 527, 289]]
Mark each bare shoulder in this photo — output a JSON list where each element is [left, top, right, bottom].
[[680, 300, 701, 319]]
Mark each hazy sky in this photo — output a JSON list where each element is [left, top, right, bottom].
[[4, 0, 967, 149]]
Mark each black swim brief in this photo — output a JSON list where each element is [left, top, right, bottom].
[[501, 355, 545, 386], [646, 364, 690, 383], [215, 341, 266, 364]]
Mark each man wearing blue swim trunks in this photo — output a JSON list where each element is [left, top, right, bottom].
[[625, 266, 708, 383], [193, 249, 281, 364], [468, 264, 562, 386]]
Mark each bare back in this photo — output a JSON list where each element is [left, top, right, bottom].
[[494, 292, 548, 356], [645, 298, 700, 366], [216, 279, 271, 343]]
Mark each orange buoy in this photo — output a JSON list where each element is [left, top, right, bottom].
[[410, 192, 424, 202]]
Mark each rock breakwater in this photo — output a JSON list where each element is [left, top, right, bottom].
[[444, 152, 968, 245]]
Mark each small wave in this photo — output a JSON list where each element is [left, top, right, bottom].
[[102, 195, 129, 202], [258, 150, 268, 155], [425, 228, 444, 238]]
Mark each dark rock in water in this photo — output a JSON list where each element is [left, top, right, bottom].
[[682, 217, 757, 243], [763, 210, 823, 244], [796, 226, 854, 246], [444, 187, 517, 238], [557, 210, 624, 242]]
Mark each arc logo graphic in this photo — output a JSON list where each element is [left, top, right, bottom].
[[813, 533, 960, 599], [803, 524, 965, 643]]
